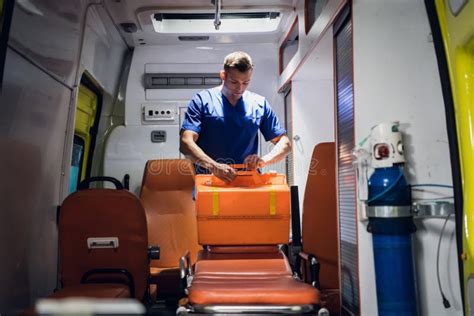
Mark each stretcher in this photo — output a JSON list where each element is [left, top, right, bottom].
[[178, 166, 322, 314]]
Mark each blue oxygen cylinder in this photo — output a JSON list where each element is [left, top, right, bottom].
[[367, 163, 417, 316]]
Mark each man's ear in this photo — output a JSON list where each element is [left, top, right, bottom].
[[219, 70, 226, 80]]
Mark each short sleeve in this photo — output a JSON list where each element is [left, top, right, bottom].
[[259, 99, 287, 141], [181, 94, 203, 134]]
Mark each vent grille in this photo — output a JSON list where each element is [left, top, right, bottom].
[[144, 73, 222, 89], [178, 36, 210, 41]]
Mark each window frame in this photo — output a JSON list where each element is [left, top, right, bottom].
[[283, 84, 294, 185], [279, 16, 299, 75], [304, 0, 329, 35]]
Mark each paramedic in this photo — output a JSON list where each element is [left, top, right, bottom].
[[180, 51, 291, 183]]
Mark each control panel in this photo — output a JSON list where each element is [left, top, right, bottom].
[[142, 103, 179, 125]]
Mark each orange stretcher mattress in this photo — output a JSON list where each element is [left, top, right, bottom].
[[195, 167, 290, 245]]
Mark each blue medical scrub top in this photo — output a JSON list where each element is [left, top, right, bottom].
[[181, 87, 286, 174]]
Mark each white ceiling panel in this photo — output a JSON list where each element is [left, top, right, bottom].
[[104, 0, 296, 46]]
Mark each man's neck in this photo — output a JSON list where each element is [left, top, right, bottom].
[[221, 87, 239, 106]]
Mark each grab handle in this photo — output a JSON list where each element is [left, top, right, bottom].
[[210, 164, 262, 185], [228, 164, 258, 176], [78, 176, 124, 190]]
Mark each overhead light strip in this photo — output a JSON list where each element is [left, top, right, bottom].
[[154, 12, 280, 21]]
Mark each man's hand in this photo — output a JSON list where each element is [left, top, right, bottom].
[[212, 163, 237, 183], [244, 154, 266, 170]]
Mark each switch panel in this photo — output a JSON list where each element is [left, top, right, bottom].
[[142, 104, 178, 124], [151, 130, 166, 143]]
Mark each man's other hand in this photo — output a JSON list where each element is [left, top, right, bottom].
[[244, 154, 265, 170], [212, 163, 237, 183]]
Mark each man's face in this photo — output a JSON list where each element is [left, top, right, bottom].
[[221, 68, 253, 100]]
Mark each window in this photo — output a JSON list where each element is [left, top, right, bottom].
[[305, 0, 328, 34], [68, 75, 102, 193], [69, 136, 85, 193], [0, 0, 14, 90], [279, 17, 299, 74]]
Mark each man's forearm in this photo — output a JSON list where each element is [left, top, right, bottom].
[[180, 138, 217, 171], [261, 135, 292, 166]]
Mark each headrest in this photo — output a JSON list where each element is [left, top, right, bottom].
[[141, 159, 195, 191]]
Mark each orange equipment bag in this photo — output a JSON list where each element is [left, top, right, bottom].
[[195, 165, 290, 245]]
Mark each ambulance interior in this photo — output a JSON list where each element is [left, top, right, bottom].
[[0, 0, 469, 315]]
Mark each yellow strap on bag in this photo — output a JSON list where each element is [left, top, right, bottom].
[[269, 185, 276, 216], [212, 188, 219, 216]]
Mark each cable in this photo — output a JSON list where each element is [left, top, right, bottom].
[[412, 196, 454, 201], [413, 182, 454, 308], [436, 212, 452, 309], [411, 184, 453, 189]]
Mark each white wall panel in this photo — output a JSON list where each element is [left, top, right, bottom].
[[81, 5, 128, 94], [353, 0, 461, 315], [125, 43, 282, 126], [292, 79, 335, 206], [104, 120, 182, 195], [8, 0, 87, 86], [0, 48, 71, 314], [292, 28, 335, 211], [106, 43, 285, 191], [278, 0, 345, 90], [1, 2, 128, 314]]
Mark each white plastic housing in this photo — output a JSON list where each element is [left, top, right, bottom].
[[369, 121, 405, 168]]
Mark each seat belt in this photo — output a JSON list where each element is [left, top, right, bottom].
[[290, 185, 302, 269]]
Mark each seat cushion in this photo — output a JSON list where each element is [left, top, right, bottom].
[[188, 275, 319, 305], [48, 284, 130, 299], [195, 250, 292, 276], [189, 249, 319, 305]]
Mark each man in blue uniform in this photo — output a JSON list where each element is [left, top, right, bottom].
[[180, 51, 291, 182]]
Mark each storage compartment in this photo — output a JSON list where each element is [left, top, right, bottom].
[[195, 169, 290, 245]]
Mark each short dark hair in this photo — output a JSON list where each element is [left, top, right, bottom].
[[223, 51, 253, 72]]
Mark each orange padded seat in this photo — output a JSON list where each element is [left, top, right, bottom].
[[58, 185, 149, 300], [302, 143, 340, 313], [188, 275, 320, 305], [189, 249, 318, 306], [140, 159, 201, 295], [194, 249, 292, 277]]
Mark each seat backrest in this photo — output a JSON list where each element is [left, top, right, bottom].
[[59, 188, 149, 300], [302, 142, 339, 290], [139, 159, 201, 266]]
